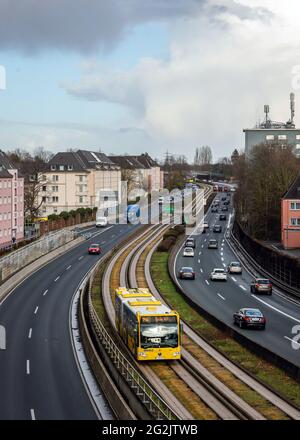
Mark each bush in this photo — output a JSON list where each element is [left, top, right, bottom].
[[59, 211, 70, 220], [69, 210, 77, 218], [48, 214, 59, 221], [157, 236, 176, 252]]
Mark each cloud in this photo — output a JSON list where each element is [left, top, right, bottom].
[[0, 0, 205, 54], [63, 0, 300, 159]]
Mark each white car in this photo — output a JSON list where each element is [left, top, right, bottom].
[[96, 216, 108, 227], [210, 268, 227, 281], [228, 262, 242, 274], [183, 247, 195, 257]]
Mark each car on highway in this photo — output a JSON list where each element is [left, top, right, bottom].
[[179, 266, 195, 280], [219, 214, 227, 221], [250, 278, 272, 295], [227, 261, 242, 274], [211, 206, 218, 213], [210, 268, 227, 281], [221, 196, 227, 201], [224, 199, 230, 205], [185, 238, 196, 248], [233, 308, 266, 330], [208, 239, 218, 249], [203, 221, 209, 229], [88, 243, 101, 255], [230, 187, 236, 192], [221, 205, 228, 211], [183, 247, 195, 257], [213, 224, 222, 233], [96, 216, 108, 227]]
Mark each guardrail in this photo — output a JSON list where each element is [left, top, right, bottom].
[[230, 221, 300, 299], [80, 248, 178, 420]]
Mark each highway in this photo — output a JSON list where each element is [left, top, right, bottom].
[[0, 222, 139, 420], [175, 194, 300, 367]]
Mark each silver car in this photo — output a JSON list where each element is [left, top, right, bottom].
[[183, 247, 195, 257], [211, 268, 227, 281], [208, 239, 218, 249], [228, 262, 242, 274]]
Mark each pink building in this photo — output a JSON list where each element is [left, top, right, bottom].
[[281, 174, 300, 249], [0, 151, 24, 249]]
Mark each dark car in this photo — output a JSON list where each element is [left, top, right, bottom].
[[185, 238, 196, 248], [224, 199, 230, 205], [233, 308, 266, 330], [221, 196, 227, 201], [88, 243, 101, 255], [213, 224, 222, 233], [179, 266, 195, 280], [208, 239, 218, 249], [250, 278, 272, 295], [211, 206, 218, 213], [221, 205, 228, 211], [219, 214, 227, 221]]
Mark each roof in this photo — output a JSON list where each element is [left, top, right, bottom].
[[0, 150, 16, 169], [47, 150, 120, 172], [109, 153, 159, 169], [115, 287, 174, 316], [0, 169, 13, 178], [282, 175, 300, 200]]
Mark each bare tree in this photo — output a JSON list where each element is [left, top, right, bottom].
[[194, 146, 212, 166]]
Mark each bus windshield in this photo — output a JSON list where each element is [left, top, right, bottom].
[[140, 316, 178, 348]]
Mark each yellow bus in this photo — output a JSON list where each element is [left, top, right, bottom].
[[115, 287, 182, 361]]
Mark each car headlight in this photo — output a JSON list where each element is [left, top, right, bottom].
[[173, 352, 180, 356]]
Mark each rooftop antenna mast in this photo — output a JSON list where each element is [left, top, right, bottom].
[[290, 92, 295, 125]]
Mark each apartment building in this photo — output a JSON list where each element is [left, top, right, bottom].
[[109, 153, 164, 192], [39, 150, 121, 216], [281, 174, 300, 249], [0, 151, 24, 248]]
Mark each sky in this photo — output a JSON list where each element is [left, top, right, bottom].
[[1, 0, 300, 162]]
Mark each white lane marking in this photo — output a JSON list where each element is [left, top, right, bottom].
[[201, 244, 204, 248], [43, 290, 48, 296], [66, 265, 72, 270], [217, 293, 226, 301], [221, 257, 224, 261], [200, 268, 203, 273], [205, 279, 210, 285], [26, 360, 30, 375], [30, 409, 36, 420], [231, 276, 237, 282], [101, 241, 106, 244], [28, 328, 32, 339], [204, 239, 207, 242], [284, 336, 300, 348], [78, 256, 84, 260], [54, 276, 60, 282], [252, 295, 300, 324], [198, 259, 200, 263], [198, 251, 202, 255], [220, 252, 224, 256], [34, 306, 39, 315], [239, 285, 247, 291], [222, 263, 226, 267]]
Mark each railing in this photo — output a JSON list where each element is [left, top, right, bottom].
[[84, 255, 178, 420]]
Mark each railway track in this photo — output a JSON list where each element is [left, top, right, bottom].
[[101, 220, 300, 420]]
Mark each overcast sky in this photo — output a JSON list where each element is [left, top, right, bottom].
[[0, 0, 300, 161]]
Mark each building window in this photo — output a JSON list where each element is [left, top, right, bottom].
[[291, 202, 300, 210], [278, 135, 287, 140], [79, 196, 83, 203], [42, 196, 47, 202], [296, 144, 300, 150], [51, 165, 56, 171], [54, 207, 58, 213], [52, 196, 58, 203], [52, 175, 58, 182], [290, 218, 300, 226], [41, 175, 46, 181], [59, 165, 64, 171], [52, 186, 58, 192], [42, 185, 47, 191], [266, 135, 274, 140], [296, 135, 300, 140], [68, 165, 73, 170]]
